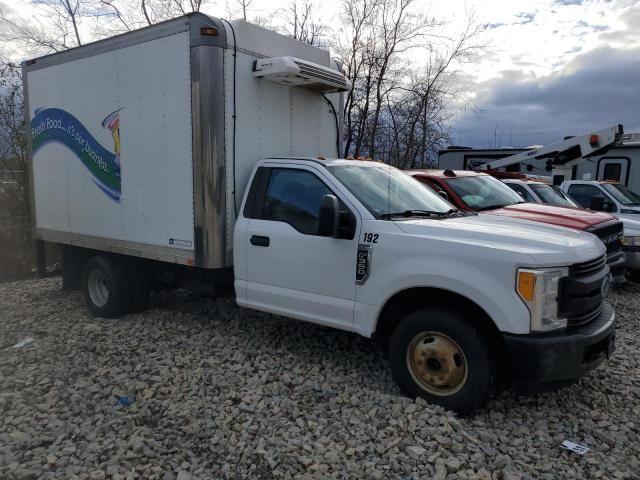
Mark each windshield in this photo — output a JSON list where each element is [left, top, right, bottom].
[[444, 175, 524, 211], [601, 183, 640, 206], [327, 163, 454, 218], [530, 184, 579, 208]]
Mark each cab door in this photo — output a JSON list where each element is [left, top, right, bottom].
[[243, 164, 361, 331]]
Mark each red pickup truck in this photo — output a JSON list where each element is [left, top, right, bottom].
[[408, 169, 626, 283]]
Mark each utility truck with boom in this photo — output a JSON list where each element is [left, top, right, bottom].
[[24, 14, 616, 413]]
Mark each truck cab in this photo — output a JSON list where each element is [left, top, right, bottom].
[[561, 180, 640, 273], [408, 169, 626, 283], [234, 158, 615, 412]]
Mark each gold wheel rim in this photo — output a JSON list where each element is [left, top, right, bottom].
[[406, 331, 468, 396]]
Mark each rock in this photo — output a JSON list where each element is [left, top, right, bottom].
[[0, 277, 638, 480], [503, 472, 522, 480], [433, 458, 448, 480], [406, 445, 426, 459], [325, 451, 340, 464]]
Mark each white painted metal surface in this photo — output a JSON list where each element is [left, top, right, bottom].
[[28, 32, 195, 253]]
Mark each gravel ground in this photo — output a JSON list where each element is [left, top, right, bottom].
[[1, 278, 639, 480]]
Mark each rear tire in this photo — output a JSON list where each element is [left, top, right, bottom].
[[82, 256, 131, 318], [388, 307, 494, 414]]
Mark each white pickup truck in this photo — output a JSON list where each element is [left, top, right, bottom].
[[23, 13, 616, 412], [561, 180, 640, 276]]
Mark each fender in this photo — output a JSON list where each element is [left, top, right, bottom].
[[354, 255, 532, 338]]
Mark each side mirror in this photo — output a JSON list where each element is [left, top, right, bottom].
[[590, 197, 605, 211], [437, 190, 449, 201], [603, 201, 616, 213], [318, 194, 340, 237]]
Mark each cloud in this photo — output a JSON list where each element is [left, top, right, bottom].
[[577, 20, 609, 32], [451, 46, 640, 148], [554, 0, 585, 5], [598, 3, 640, 47], [514, 12, 536, 24]]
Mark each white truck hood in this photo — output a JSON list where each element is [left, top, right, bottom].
[[393, 214, 604, 266]]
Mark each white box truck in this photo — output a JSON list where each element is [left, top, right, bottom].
[[24, 13, 616, 412]]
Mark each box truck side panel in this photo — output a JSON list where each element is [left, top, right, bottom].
[[27, 32, 195, 261]]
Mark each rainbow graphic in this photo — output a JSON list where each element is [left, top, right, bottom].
[[31, 107, 123, 201]]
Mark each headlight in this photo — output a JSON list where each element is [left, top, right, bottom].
[[622, 236, 640, 246], [516, 267, 569, 332]]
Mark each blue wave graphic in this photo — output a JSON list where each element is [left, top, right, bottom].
[[31, 107, 121, 201]]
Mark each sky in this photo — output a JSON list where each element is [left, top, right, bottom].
[[439, 0, 640, 148], [3, 0, 640, 149]]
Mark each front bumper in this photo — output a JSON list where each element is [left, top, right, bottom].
[[503, 301, 615, 385], [607, 250, 627, 284], [623, 246, 640, 270]]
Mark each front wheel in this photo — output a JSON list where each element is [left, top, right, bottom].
[[388, 307, 494, 414]]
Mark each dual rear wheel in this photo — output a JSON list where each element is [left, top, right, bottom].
[[82, 256, 150, 318]]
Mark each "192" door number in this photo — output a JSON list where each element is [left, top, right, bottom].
[[363, 233, 379, 243]]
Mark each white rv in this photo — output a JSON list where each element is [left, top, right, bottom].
[[563, 133, 640, 189], [24, 13, 616, 412]]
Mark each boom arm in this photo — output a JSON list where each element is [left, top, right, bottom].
[[478, 125, 624, 171]]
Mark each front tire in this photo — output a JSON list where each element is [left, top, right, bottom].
[[389, 307, 494, 414], [82, 256, 131, 318]]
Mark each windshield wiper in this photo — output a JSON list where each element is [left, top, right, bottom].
[[380, 209, 457, 219]]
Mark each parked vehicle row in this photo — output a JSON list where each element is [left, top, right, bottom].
[[407, 169, 627, 283], [23, 13, 616, 413], [560, 180, 640, 278], [435, 128, 640, 282]]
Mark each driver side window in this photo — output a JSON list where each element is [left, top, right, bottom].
[[261, 168, 338, 235], [567, 184, 608, 210], [506, 183, 535, 203]]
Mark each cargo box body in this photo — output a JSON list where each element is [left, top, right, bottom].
[[24, 14, 342, 269]]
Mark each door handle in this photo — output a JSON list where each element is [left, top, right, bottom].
[[250, 235, 270, 247]]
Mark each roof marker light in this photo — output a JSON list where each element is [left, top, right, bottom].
[[200, 27, 219, 36], [589, 134, 599, 147]]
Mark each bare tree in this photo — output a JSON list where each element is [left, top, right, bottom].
[[336, 0, 482, 163], [280, 0, 327, 46], [230, 0, 253, 20], [0, 0, 212, 56], [0, 60, 33, 279]]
